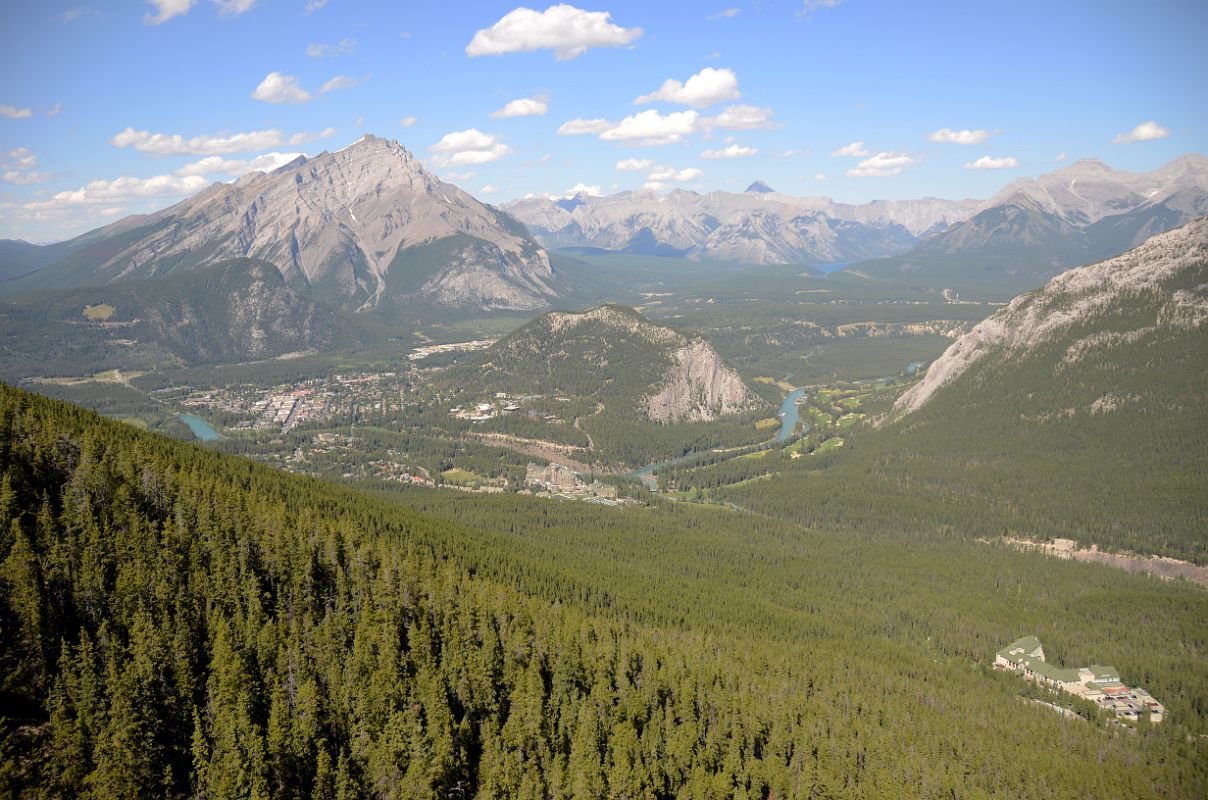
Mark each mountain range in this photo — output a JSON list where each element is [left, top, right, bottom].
[[504, 184, 980, 265], [2, 137, 1205, 330], [856, 155, 1208, 289], [504, 155, 1208, 290]]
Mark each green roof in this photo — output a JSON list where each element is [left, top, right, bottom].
[[1088, 664, 1120, 682], [1021, 657, 1079, 683], [997, 635, 1043, 660]]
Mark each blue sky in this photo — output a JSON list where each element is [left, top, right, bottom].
[[1, 0, 1206, 241]]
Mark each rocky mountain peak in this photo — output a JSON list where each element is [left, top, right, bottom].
[[746, 180, 775, 193], [9, 133, 556, 316]]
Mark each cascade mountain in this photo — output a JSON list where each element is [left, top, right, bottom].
[[1, 135, 557, 316]]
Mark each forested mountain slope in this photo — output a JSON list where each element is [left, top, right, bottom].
[[0, 385, 1207, 797], [0, 259, 393, 379], [720, 220, 1208, 562], [462, 304, 763, 423], [447, 305, 769, 465]]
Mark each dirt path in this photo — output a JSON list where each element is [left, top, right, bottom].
[[572, 402, 604, 451]]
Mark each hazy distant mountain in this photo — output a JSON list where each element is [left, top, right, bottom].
[[456, 304, 765, 423], [504, 190, 979, 266], [3, 135, 556, 316], [854, 155, 1208, 290], [897, 216, 1208, 414], [0, 237, 99, 283]]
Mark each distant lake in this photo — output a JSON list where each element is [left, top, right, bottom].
[[812, 262, 850, 274], [179, 413, 221, 441]]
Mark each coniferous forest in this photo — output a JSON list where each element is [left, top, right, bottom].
[[2, 384, 1207, 799]]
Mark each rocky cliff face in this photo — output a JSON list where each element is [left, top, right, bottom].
[[895, 217, 1208, 414], [12, 135, 555, 315], [504, 190, 979, 265], [646, 338, 763, 423]]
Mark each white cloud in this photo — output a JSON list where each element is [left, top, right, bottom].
[[480, 184, 499, 194], [26, 173, 210, 211], [647, 165, 703, 182], [927, 128, 994, 145], [307, 37, 356, 58], [1054, 153, 1068, 162], [846, 152, 919, 177], [708, 104, 775, 130], [701, 144, 757, 159], [174, 151, 303, 178], [6, 148, 37, 170], [110, 126, 334, 156], [800, 0, 842, 17], [466, 4, 642, 60], [491, 96, 549, 119], [303, 0, 328, 13], [707, 8, 740, 20], [0, 105, 34, 119], [144, 0, 195, 25], [964, 155, 1019, 170], [563, 182, 601, 196], [6, 172, 52, 187], [831, 141, 869, 157], [213, 0, 256, 16], [600, 110, 701, 145], [557, 118, 612, 135], [252, 72, 312, 104], [60, 7, 97, 24], [442, 171, 476, 181], [814, 173, 826, 181], [615, 158, 653, 171], [319, 75, 365, 94], [400, 116, 417, 128], [46, 102, 63, 117], [428, 128, 512, 167], [635, 67, 740, 108], [1113, 120, 1170, 144]]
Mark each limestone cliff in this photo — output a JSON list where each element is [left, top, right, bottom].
[[645, 338, 763, 423]]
